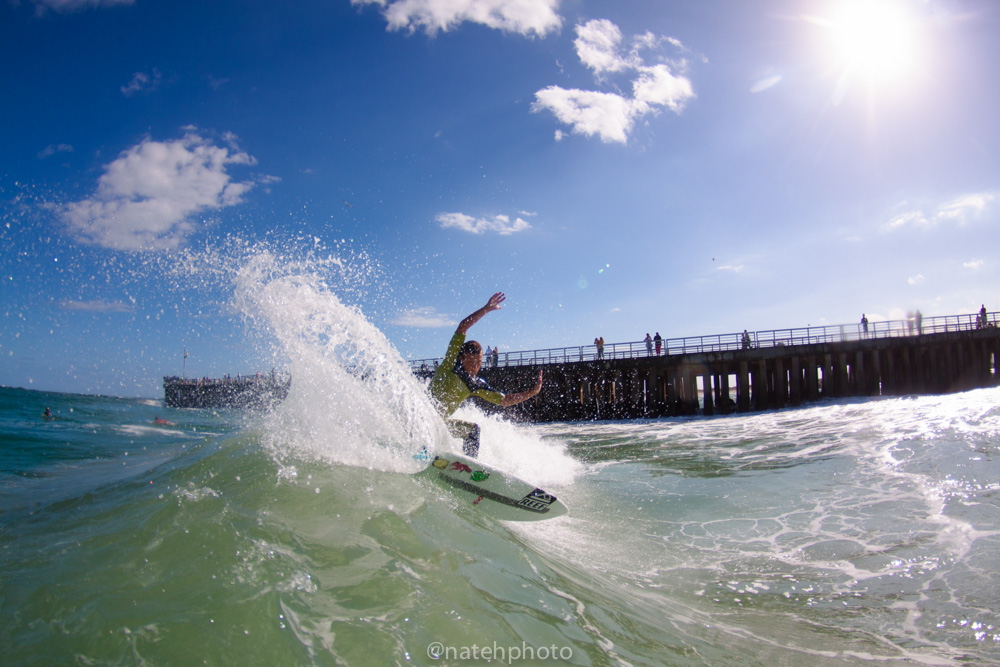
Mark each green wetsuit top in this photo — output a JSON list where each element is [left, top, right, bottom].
[[429, 332, 504, 417]]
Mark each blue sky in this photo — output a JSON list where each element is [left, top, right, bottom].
[[2, 0, 999, 397]]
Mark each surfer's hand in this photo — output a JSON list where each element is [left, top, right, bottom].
[[485, 292, 506, 311], [457, 292, 506, 334], [500, 370, 544, 407]]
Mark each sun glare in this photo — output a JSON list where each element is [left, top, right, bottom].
[[831, 1, 915, 77], [826, 0, 918, 84]]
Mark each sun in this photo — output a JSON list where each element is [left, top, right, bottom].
[[829, 1, 916, 79], [815, 0, 922, 102]]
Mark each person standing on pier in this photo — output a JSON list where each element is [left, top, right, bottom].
[[861, 314, 869, 338], [428, 292, 543, 458], [654, 332, 662, 355], [644, 333, 653, 356]]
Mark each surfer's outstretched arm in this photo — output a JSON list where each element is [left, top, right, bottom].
[[456, 292, 505, 335], [501, 370, 543, 407]]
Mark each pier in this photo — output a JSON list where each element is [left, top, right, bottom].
[[411, 311, 1000, 422], [163, 373, 290, 409]]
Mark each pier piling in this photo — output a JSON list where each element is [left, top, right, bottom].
[[414, 312, 1000, 423]]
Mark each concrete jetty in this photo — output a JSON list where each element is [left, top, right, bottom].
[[412, 311, 999, 422], [163, 373, 290, 409]]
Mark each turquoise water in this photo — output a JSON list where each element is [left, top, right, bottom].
[[3, 249, 1000, 665], [3, 383, 1000, 666]]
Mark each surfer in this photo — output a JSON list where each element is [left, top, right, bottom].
[[429, 292, 543, 458], [43, 407, 53, 420]]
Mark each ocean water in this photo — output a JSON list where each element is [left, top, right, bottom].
[[3, 250, 1000, 666]]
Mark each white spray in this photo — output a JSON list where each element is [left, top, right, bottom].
[[227, 246, 452, 473]]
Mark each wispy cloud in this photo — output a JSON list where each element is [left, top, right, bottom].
[[938, 193, 993, 220], [392, 306, 455, 328], [886, 191, 996, 230], [437, 212, 532, 235], [206, 75, 229, 90], [38, 143, 74, 159], [30, 0, 132, 13], [121, 69, 162, 97], [351, 0, 562, 37], [53, 130, 261, 251], [908, 274, 925, 285], [532, 19, 696, 144], [715, 264, 744, 273], [59, 299, 132, 313], [963, 259, 984, 270]]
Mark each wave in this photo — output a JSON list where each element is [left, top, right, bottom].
[[6, 243, 1000, 665]]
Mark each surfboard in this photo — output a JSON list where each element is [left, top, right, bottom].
[[416, 451, 568, 522]]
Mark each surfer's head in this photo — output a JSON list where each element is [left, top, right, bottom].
[[459, 340, 483, 375]]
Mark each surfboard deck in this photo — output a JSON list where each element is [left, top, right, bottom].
[[416, 451, 568, 522]]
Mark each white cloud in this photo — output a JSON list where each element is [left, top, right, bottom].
[[121, 69, 162, 97], [55, 131, 259, 251], [392, 306, 456, 328], [631, 64, 694, 112], [437, 212, 532, 235], [38, 143, 74, 159], [963, 259, 984, 270], [908, 274, 925, 285], [886, 191, 996, 230], [574, 18, 629, 73], [937, 192, 993, 221], [635, 31, 663, 51], [886, 210, 927, 229], [59, 299, 131, 313], [351, 0, 562, 37], [532, 86, 638, 144], [30, 0, 132, 12], [533, 19, 696, 144]]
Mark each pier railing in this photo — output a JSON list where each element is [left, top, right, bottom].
[[409, 311, 996, 371]]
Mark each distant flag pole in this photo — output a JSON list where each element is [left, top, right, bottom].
[[183, 348, 188, 379]]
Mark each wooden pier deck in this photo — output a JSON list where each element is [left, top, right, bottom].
[[412, 311, 1000, 422]]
